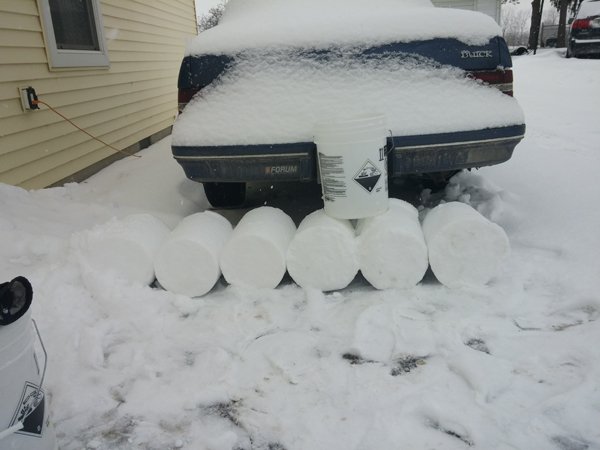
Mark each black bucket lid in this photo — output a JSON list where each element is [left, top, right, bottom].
[[0, 277, 33, 326]]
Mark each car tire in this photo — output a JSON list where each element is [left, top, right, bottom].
[[203, 182, 246, 208], [423, 170, 461, 190]]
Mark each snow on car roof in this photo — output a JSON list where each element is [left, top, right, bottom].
[[186, 0, 502, 56]]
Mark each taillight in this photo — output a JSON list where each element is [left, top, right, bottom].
[[572, 18, 591, 30], [468, 69, 514, 96], [178, 88, 200, 114]]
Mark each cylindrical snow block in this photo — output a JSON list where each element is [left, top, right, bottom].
[[154, 211, 232, 297], [220, 207, 296, 289], [422, 202, 510, 288], [81, 214, 170, 285], [286, 209, 359, 291], [356, 198, 428, 289], [314, 114, 388, 219]]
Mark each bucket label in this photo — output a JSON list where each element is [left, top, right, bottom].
[[354, 160, 382, 193], [9, 382, 45, 437], [318, 153, 347, 201]]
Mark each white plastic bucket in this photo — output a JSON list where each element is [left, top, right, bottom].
[[314, 114, 389, 219], [0, 310, 57, 449]]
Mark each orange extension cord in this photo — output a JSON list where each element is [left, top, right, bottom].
[[32, 99, 141, 159]]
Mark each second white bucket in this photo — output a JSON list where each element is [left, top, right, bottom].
[[314, 114, 389, 219], [0, 307, 57, 449]]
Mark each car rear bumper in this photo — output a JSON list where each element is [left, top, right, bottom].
[[570, 38, 600, 56], [172, 124, 525, 183]]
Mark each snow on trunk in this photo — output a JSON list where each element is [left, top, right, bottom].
[[173, 54, 524, 148], [76, 214, 170, 285], [220, 207, 296, 289], [356, 198, 428, 289], [422, 201, 510, 288], [154, 211, 232, 297], [286, 209, 359, 291]]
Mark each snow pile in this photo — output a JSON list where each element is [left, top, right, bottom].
[[154, 211, 232, 297], [73, 214, 170, 286], [286, 209, 359, 290], [422, 201, 510, 288], [188, 0, 501, 55], [356, 199, 428, 289], [220, 207, 296, 288], [173, 51, 524, 147]]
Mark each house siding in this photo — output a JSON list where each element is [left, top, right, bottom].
[[0, 0, 196, 189]]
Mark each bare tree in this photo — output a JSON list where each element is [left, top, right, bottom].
[[528, 0, 545, 49], [549, 0, 582, 47], [198, 2, 227, 33], [502, 8, 531, 46], [555, 0, 570, 46]]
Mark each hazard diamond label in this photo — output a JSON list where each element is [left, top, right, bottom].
[[9, 382, 45, 437], [354, 160, 382, 193]]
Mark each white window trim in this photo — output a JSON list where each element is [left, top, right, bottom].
[[38, 0, 110, 69]]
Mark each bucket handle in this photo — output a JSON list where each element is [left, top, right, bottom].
[[0, 319, 48, 442], [32, 319, 48, 405], [386, 130, 396, 156]]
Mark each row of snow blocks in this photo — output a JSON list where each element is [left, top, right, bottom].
[[287, 199, 509, 290], [286, 199, 430, 291], [153, 208, 298, 294], [77, 201, 509, 295]]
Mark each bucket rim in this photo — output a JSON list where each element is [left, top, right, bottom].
[[313, 117, 388, 144]]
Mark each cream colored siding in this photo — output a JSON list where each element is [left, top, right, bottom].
[[0, 0, 197, 189]]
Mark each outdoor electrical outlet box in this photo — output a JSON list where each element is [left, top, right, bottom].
[[18, 86, 38, 111]]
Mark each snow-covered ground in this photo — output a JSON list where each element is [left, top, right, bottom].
[[1, 49, 599, 450]]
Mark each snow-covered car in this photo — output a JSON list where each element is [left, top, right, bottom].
[[172, 0, 526, 207], [567, 0, 600, 58]]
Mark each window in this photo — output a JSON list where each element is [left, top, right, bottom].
[[38, 0, 109, 69]]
